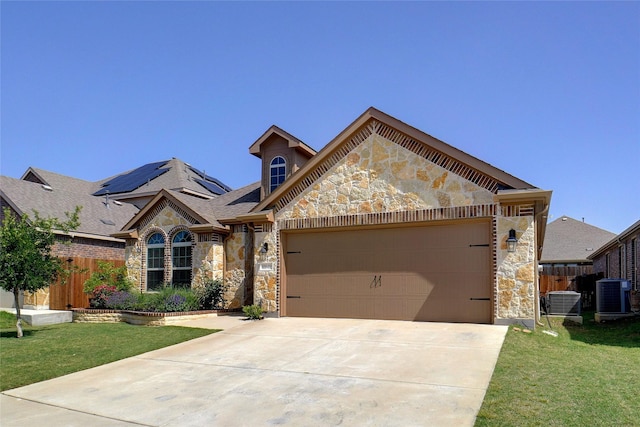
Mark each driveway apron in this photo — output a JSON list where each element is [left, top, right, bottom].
[[1, 317, 507, 426]]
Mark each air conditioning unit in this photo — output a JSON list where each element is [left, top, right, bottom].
[[596, 279, 631, 314], [547, 291, 581, 315]]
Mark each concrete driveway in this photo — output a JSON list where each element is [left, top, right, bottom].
[[1, 316, 507, 426]]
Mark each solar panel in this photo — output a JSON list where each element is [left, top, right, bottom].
[[188, 166, 232, 195], [94, 161, 170, 195], [194, 178, 227, 195]]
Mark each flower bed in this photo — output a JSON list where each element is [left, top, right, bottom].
[[71, 308, 229, 326]]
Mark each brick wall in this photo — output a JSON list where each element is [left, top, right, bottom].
[[53, 236, 125, 260], [592, 230, 639, 289]]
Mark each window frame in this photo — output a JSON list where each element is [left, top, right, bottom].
[[146, 232, 165, 291], [171, 230, 193, 288], [269, 156, 287, 193]]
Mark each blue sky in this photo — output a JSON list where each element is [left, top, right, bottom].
[[1, 1, 638, 234]]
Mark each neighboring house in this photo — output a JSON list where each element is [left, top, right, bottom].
[[589, 220, 640, 290], [115, 107, 551, 328], [0, 158, 232, 309], [539, 216, 616, 310]]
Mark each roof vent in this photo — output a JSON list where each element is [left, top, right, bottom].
[[113, 200, 123, 206], [100, 219, 116, 226], [42, 184, 53, 191]]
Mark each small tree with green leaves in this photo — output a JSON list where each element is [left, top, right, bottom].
[[0, 206, 81, 337]]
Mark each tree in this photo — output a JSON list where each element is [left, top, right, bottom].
[[0, 206, 81, 337]]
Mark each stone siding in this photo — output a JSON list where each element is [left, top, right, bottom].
[[253, 225, 278, 312], [495, 215, 536, 322], [124, 205, 225, 292], [223, 229, 249, 309], [258, 132, 542, 324], [279, 134, 495, 221]]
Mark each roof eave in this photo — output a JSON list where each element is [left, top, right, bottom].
[[235, 210, 275, 224]]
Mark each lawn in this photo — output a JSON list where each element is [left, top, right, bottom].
[[475, 312, 640, 427], [0, 311, 218, 392]]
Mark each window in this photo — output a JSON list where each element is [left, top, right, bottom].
[[632, 239, 637, 290], [172, 230, 192, 287], [146, 233, 165, 291], [269, 156, 286, 192], [619, 246, 624, 280]]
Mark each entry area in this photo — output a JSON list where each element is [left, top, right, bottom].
[[282, 220, 492, 323]]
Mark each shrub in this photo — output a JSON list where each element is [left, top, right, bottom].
[[84, 261, 133, 295], [90, 285, 117, 308], [105, 291, 137, 310], [151, 288, 200, 312], [242, 304, 263, 320], [195, 279, 227, 310]]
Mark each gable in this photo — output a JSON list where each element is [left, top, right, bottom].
[[253, 108, 534, 215], [277, 130, 496, 221], [117, 190, 220, 235]]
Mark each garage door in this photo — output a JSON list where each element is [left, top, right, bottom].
[[283, 221, 491, 323]]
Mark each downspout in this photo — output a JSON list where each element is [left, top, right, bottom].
[[535, 202, 550, 327]]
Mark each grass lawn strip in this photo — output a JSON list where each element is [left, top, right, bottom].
[[0, 311, 218, 392], [475, 312, 639, 427]]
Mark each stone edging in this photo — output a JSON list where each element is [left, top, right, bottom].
[[71, 308, 237, 326]]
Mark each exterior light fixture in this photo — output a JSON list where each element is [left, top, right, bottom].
[[259, 242, 269, 262], [260, 242, 269, 254], [506, 229, 518, 253]]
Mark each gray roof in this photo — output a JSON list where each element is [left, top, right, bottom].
[[540, 216, 616, 263], [209, 181, 261, 221], [93, 158, 231, 200], [1, 175, 139, 240], [117, 182, 261, 235], [588, 219, 640, 259]]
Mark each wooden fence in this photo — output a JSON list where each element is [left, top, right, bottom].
[[49, 257, 125, 310], [539, 265, 603, 311]]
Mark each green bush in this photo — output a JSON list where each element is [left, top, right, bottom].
[[195, 279, 227, 310], [134, 288, 199, 312], [83, 261, 133, 294], [242, 304, 263, 320]]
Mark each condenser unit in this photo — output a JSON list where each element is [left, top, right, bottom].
[[547, 291, 582, 315], [596, 279, 631, 314]]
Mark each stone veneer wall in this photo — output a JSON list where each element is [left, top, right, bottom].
[[256, 131, 540, 324], [124, 205, 225, 293], [495, 215, 536, 325], [279, 134, 495, 221], [224, 227, 249, 309], [253, 224, 278, 312]]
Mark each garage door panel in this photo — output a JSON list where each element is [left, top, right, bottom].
[[284, 221, 491, 323]]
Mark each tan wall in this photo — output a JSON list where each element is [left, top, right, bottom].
[[224, 229, 248, 309], [253, 227, 278, 312], [495, 215, 536, 322], [124, 205, 225, 292], [255, 132, 540, 324], [279, 134, 495, 220]]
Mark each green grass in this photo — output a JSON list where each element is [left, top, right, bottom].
[[0, 311, 218, 392], [476, 312, 640, 427]]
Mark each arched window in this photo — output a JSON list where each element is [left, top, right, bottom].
[[172, 230, 192, 287], [146, 233, 165, 291], [270, 156, 286, 192]]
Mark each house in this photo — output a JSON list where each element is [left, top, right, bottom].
[[588, 220, 640, 290], [114, 107, 552, 328], [539, 216, 616, 307], [0, 158, 232, 309]]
